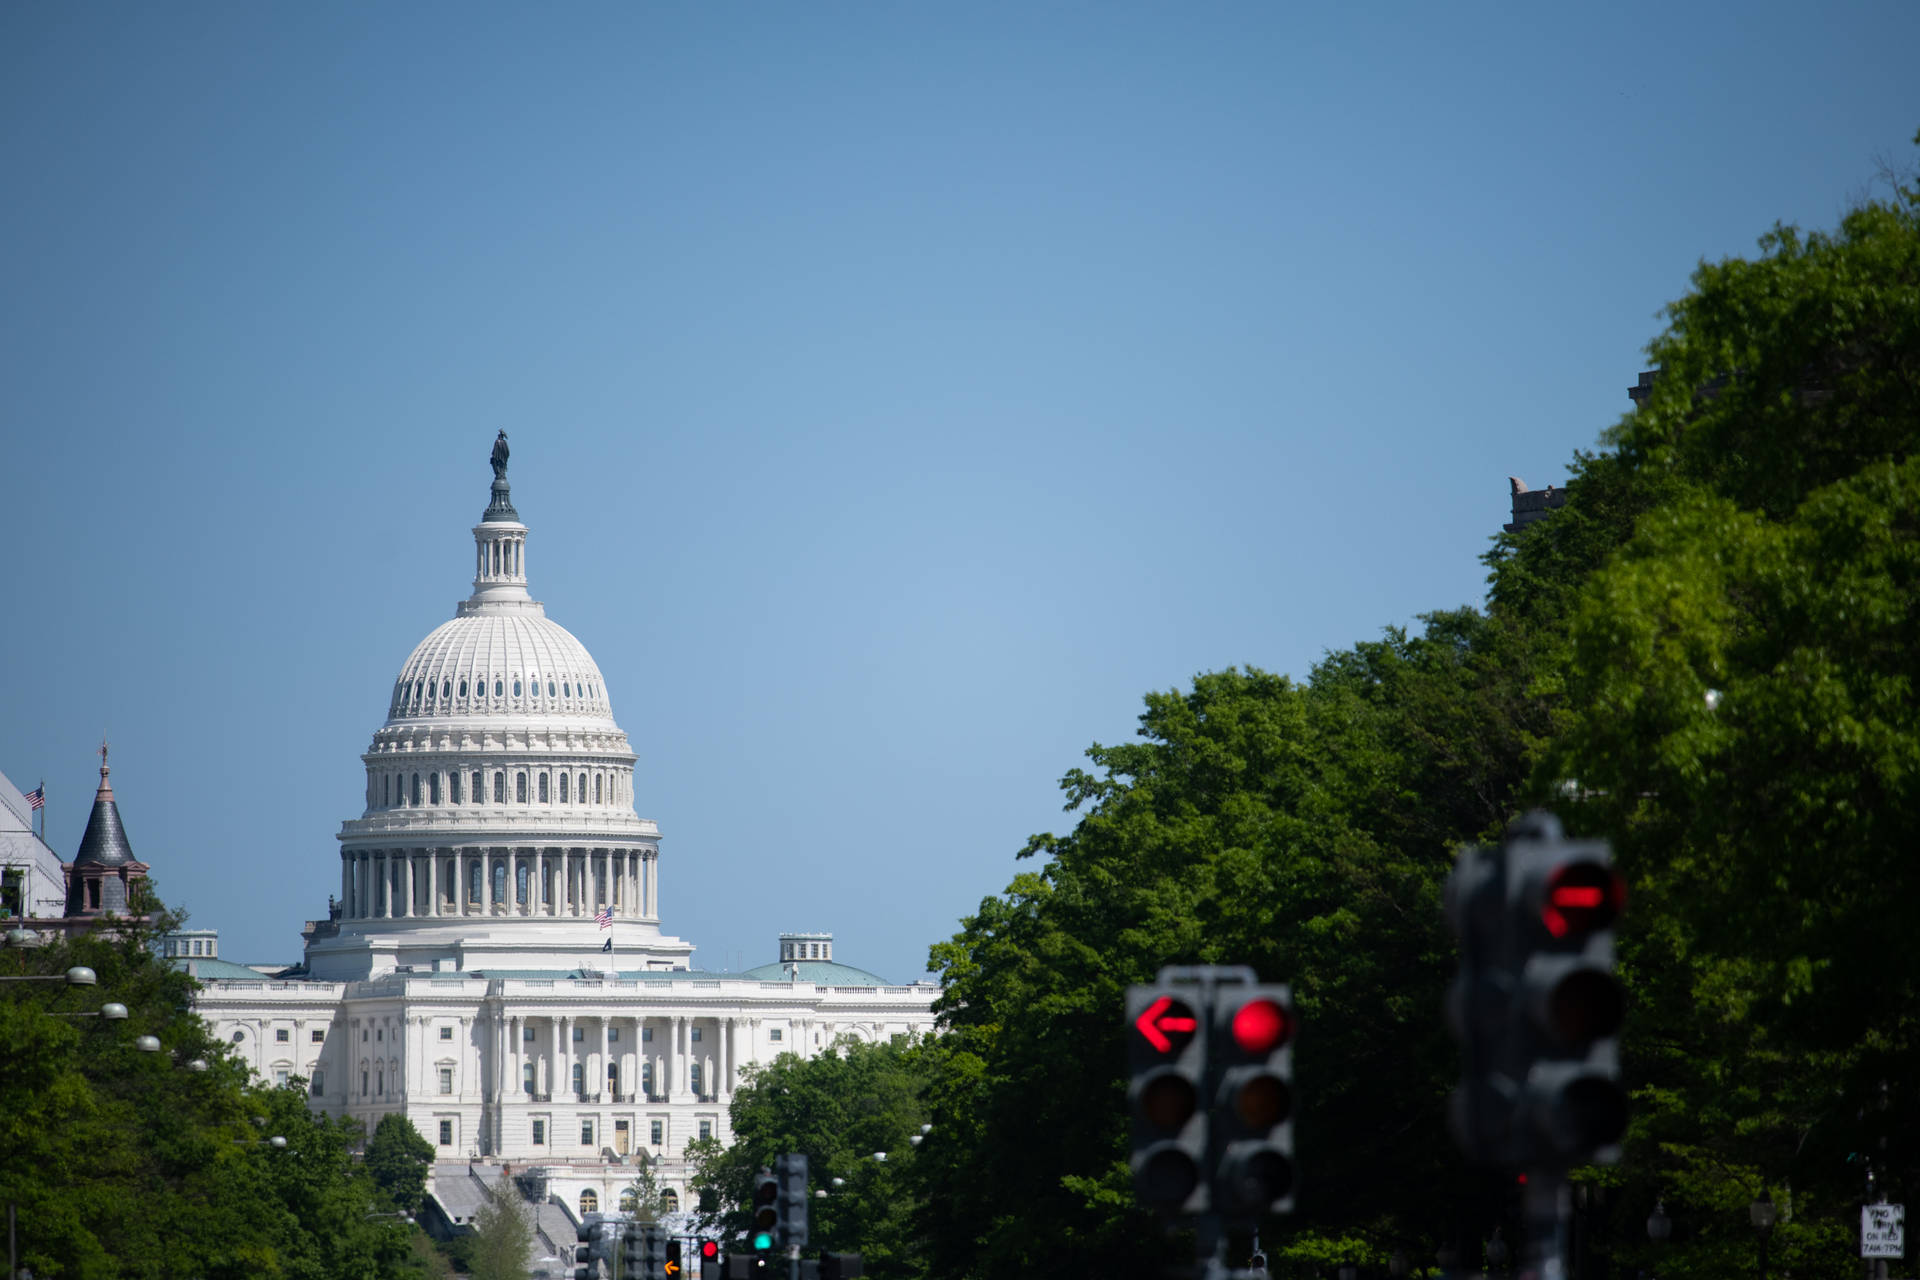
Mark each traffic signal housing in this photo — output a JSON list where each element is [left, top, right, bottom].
[[775, 1152, 810, 1248], [697, 1239, 721, 1279], [1127, 982, 1209, 1214], [1209, 984, 1296, 1222], [819, 1252, 865, 1279], [665, 1238, 683, 1277], [1504, 812, 1627, 1167], [1446, 840, 1518, 1164], [574, 1218, 597, 1280], [751, 1168, 779, 1252]]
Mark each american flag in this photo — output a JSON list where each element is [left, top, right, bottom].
[[24, 786, 43, 811], [595, 905, 612, 930]]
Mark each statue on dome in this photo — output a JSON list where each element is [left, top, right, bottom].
[[490, 430, 511, 481]]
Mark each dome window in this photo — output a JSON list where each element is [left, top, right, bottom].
[[442, 680, 451, 699], [562, 682, 570, 697], [494, 679, 503, 698], [538, 773, 549, 803], [449, 773, 461, 804], [595, 775, 603, 804], [429, 773, 441, 805], [578, 772, 587, 801], [516, 772, 527, 804], [493, 772, 505, 804], [411, 774, 421, 806], [472, 770, 483, 804], [548, 681, 556, 697], [513, 679, 522, 697], [459, 679, 468, 698], [559, 773, 569, 803]]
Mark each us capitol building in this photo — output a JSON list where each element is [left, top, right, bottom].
[[192, 435, 939, 1225]]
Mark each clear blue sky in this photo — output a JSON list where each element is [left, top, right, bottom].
[[4, 3, 1916, 983]]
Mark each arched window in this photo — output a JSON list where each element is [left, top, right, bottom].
[[429, 773, 441, 805], [493, 860, 508, 904], [579, 1190, 598, 1216], [659, 1189, 679, 1213], [469, 860, 483, 904], [595, 775, 603, 804], [559, 773, 569, 803], [642, 1060, 654, 1095], [473, 771, 483, 804], [572, 1062, 585, 1093], [494, 678, 503, 697], [563, 681, 571, 697], [493, 772, 505, 804], [516, 863, 529, 904], [376, 1069, 383, 1095], [411, 774, 421, 806], [513, 679, 522, 697], [516, 772, 527, 804], [449, 773, 461, 804], [548, 680, 556, 697], [442, 680, 451, 698], [620, 1190, 638, 1213], [311, 1070, 324, 1096], [578, 772, 587, 802], [383, 775, 390, 807], [459, 679, 468, 698], [538, 773, 549, 803]]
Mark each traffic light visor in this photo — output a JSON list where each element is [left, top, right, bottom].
[[1542, 863, 1625, 936], [1230, 998, 1292, 1053]]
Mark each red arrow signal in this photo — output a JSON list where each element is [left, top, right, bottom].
[[1135, 994, 1199, 1054]]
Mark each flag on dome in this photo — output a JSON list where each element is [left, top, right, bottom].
[[24, 786, 43, 811], [595, 905, 612, 929]]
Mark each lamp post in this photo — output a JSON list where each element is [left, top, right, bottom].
[[1748, 1191, 1776, 1280], [1646, 1200, 1671, 1244]]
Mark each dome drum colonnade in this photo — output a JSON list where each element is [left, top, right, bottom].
[[340, 845, 656, 922]]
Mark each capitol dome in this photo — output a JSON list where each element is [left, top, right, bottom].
[[305, 432, 693, 981]]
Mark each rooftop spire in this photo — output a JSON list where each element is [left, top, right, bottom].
[[483, 429, 518, 522], [462, 433, 540, 614]]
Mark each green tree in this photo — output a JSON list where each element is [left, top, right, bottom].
[[466, 1172, 536, 1280], [367, 1112, 438, 1216], [689, 1036, 935, 1274]]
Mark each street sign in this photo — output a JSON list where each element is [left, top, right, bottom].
[[1863, 1202, 1905, 1259]]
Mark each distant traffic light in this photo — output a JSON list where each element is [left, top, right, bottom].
[[574, 1217, 597, 1280], [1505, 811, 1627, 1166], [665, 1238, 683, 1277], [751, 1168, 780, 1251], [1446, 811, 1628, 1169], [1446, 839, 1516, 1164], [1209, 984, 1296, 1221], [1127, 980, 1209, 1214], [775, 1152, 811, 1248], [819, 1252, 865, 1279], [698, 1238, 721, 1279]]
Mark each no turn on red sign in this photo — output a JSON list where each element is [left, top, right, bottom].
[[1863, 1202, 1905, 1259]]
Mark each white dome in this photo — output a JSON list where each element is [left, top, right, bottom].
[[387, 612, 615, 725]]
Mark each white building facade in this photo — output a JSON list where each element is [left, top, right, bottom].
[[193, 437, 938, 1218]]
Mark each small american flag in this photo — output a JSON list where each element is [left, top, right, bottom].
[[595, 905, 612, 929], [24, 786, 43, 811]]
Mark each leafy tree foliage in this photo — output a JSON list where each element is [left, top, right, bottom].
[[465, 1172, 536, 1280], [689, 1036, 935, 1274], [0, 890, 431, 1278], [367, 1112, 438, 1215]]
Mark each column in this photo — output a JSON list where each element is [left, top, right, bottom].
[[341, 855, 352, 917], [720, 1018, 734, 1102], [599, 1018, 611, 1100], [535, 849, 546, 916], [646, 853, 657, 919], [483, 848, 495, 915], [400, 853, 413, 918], [428, 851, 439, 918]]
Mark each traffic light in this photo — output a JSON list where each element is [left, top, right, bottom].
[[1446, 839, 1517, 1164], [665, 1239, 683, 1277], [1209, 984, 1296, 1221], [751, 1168, 779, 1252], [697, 1238, 721, 1279], [1504, 811, 1627, 1166], [574, 1217, 597, 1280], [1127, 979, 1209, 1213], [775, 1152, 810, 1248], [819, 1252, 865, 1279], [620, 1221, 645, 1276], [725, 1257, 771, 1278]]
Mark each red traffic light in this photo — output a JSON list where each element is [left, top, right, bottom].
[[1230, 998, 1292, 1053], [1541, 863, 1625, 937], [1133, 995, 1199, 1055], [700, 1240, 720, 1259]]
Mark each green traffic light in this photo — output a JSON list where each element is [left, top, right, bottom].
[[753, 1231, 774, 1251]]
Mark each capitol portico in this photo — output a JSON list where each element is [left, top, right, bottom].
[[191, 435, 939, 1226]]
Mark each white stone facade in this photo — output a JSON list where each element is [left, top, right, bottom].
[[192, 445, 940, 1213]]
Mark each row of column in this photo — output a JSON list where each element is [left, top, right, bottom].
[[485, 1012, 745, 1106], [339, 846, 656, 921]]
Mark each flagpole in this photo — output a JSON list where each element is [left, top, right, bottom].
[[36, 780, 44, 845]]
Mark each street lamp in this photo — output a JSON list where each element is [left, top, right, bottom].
[[1749, 1191, 1776, 1280], [0, 966, 97, 986], [1647, 1199, 1672, 1243]]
